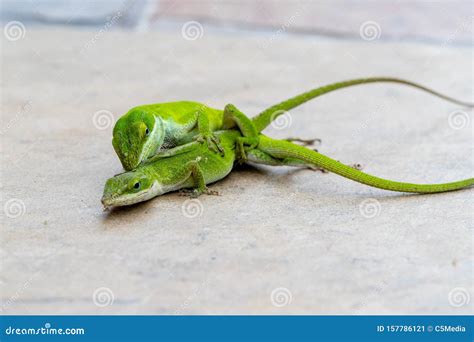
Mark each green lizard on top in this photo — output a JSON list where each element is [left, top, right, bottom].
[[112, 77, 474, 171]]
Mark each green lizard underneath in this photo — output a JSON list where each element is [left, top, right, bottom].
[[103, 131, 239, 207], [112, 77, 473, 170], [101, 129, 474, 208]]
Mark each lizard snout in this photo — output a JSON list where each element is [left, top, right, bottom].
[[101, 195, 113, 209]]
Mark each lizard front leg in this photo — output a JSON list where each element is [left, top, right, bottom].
[[179, 158, 219, 197], [194, 110, 224, 155]]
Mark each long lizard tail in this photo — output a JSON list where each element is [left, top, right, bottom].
[[252, 77, 474, 133], [257, 135, 474, 193]]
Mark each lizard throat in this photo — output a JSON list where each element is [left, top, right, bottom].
[[139, 116, 165, 164]]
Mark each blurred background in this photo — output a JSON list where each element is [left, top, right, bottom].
[[1, 0, 472, 45]]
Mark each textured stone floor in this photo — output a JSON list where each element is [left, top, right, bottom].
[[1, 27, 472, 314]]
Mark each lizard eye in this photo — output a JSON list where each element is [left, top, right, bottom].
[[145, 128, 150, 136], [133, 182, 140, 189]]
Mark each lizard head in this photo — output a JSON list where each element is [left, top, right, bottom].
[[101, 170, 163, 208], [112, 107, 164, 171]]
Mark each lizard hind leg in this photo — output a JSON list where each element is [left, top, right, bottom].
[[285, 137, 322, 147], [246, 148, 323, 171], [223, 104, 258, 137], [236, 136, 259, 162]]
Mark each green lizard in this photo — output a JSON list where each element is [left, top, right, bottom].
[[101, 130, 474, 208], [112, 77, 473, 171], [103, 130, 239, 207]]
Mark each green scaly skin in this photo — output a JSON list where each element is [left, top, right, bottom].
[[112, 77, 473, 171], [103, 77, 473, 207], [101, 130, 474, 208], [246, 136, 474, 193], [102, 130, 239, 208], [112, 101, 224, 171]]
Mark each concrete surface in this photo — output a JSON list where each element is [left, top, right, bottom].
[[1, 27, 473, 314]]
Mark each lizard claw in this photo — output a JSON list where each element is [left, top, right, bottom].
[[179, 187, 220, 197], [236, 141, 258, 163], [237, 146, 247, 162], [179, 189, 200, 198], [204, 189, 220, 196], [195, 133, 225, 156]]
